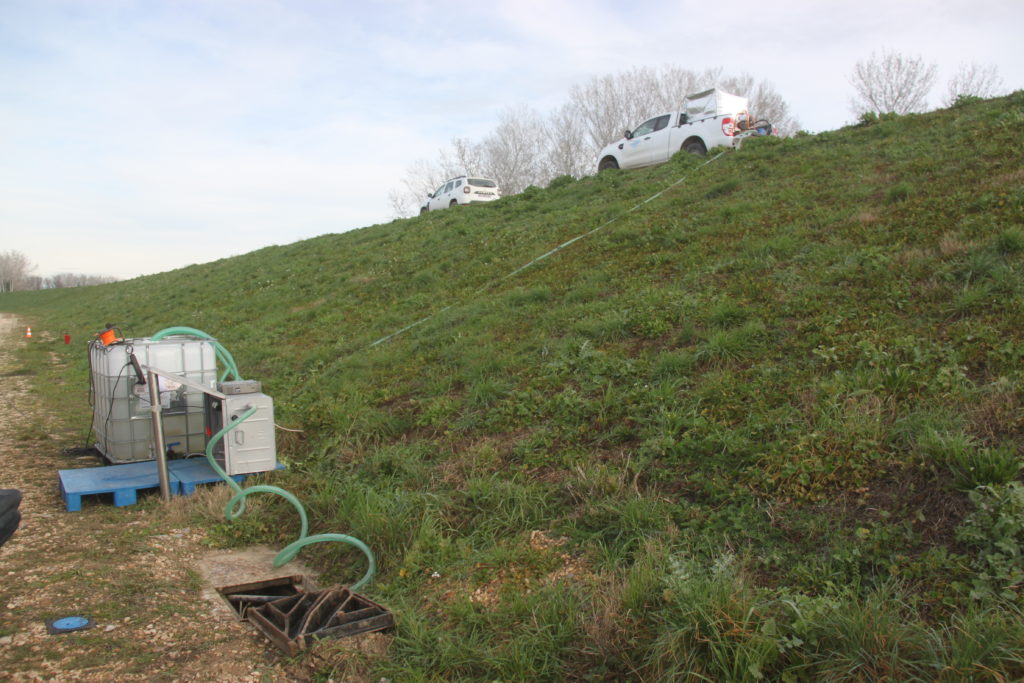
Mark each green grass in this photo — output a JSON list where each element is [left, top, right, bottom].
[[5, 92, 1024, 679]]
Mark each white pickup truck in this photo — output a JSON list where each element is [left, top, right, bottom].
[[597, 88, 774, 171]]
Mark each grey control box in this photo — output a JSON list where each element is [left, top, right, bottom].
[[204, 391, 276, 476]]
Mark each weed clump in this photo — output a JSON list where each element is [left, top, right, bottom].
[[995, 226, 1024, 255], [958, 483, 1024, 600], [885, 181, 914, 204], [918, 429, 1021, 489], [546, 174, 576, 190]]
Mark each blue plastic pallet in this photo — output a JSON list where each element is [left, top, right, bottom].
[[57, 459, 274, 512], [59, 460, 172, 512], [167, 458, 246, 495]]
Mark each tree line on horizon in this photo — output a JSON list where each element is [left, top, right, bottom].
[[389, 55, 1006, 217], [0, 250, 118, 293]]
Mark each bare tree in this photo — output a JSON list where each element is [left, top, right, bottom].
[[388, 188, 414, 219], [749, 81, 800, 135], [0, 250, 36, 292], [546, 102, 592, 180], [944, 62, 1003, 106], [479, 104, 551, 195], [849, 49, 938, 116], [443, 137, 486, 178]]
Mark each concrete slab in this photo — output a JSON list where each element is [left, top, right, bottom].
[[195, 546, 319, 619]]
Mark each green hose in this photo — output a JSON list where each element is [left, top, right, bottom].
[[205, 410, 376, 590], [154, 327, 376, 591], [151, 326, 242, 382]]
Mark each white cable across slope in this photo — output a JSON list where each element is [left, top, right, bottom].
[[369, 150, 728, 348]]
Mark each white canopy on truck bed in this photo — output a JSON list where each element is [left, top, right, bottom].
[[686, 88, 748, 118]]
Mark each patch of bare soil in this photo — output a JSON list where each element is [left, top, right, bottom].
[[0, 313, 386, 681]]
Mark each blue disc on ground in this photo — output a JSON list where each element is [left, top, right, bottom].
[[53, 616, 89, 629], [46, 616, 94, 634]]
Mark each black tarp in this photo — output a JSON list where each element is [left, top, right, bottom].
[[0, 489, 22, 547]]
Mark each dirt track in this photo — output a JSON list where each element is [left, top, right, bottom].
[[0, 312, 378, 681]]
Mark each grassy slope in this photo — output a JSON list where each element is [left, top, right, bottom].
[[5, 93, 1024, 679]]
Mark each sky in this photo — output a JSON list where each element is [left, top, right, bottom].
[[2, 0, 1022, 281]]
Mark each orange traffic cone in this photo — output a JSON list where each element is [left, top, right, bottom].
[[25, 327, 32, 338]]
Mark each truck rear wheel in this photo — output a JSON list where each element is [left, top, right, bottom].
[[598, 157, 619, 171], [683, 140, 707, 156]]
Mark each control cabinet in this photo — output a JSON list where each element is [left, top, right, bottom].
[[203, 381, 277, 476]]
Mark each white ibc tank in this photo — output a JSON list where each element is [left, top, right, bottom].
[[90, 338, 217, 463]]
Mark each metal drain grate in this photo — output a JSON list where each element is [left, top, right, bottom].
[[217, 575, 311, 619], [216, 576, 393, 655], [247, 587, 394, 656]]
